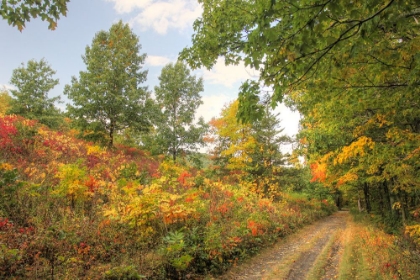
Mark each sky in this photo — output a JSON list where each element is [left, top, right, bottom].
[[0, 0, 300, 142]]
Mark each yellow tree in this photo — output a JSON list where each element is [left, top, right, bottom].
[[0, 90, 12, 115], [209, 100, 291, 197], [209, 100, 256, 172]]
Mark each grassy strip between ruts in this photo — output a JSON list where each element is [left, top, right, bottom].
[[338, 215, 420, 280], [261, 225, 330, 280], [306, 228, 343, 280]]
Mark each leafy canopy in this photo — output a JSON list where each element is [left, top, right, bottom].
[[0, 0, 69, 31], [181, 0, 420, 122], [209, 100, 256, 171]]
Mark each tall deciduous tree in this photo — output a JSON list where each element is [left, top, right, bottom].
[[8, 59, 62, 128], [65, 21, 151, 147], [153, 62, 207, 161], [1, 0, 69, 30]]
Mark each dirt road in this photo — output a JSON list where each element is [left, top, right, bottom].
[[214, 211, 349, 280]]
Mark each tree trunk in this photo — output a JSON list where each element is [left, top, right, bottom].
[[358, 193, 363, 212], [383, 180, 397, 219], [334, 189, 342, 210], [378, 182, 385, 217], [109, 121, 114, 147], [397, 191, 407, 225], [172, 149, 177, 162], [363, 183, 371, 213]]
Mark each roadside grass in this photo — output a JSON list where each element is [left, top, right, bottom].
[[338, 213, 420, 280], [338, 221, 372, 280]]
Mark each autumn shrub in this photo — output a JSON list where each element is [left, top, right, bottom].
[[0, 115, 337, 279], [0, 164, 22, 218], [0, 115, 37, 160], [103, 264, 144, 280], [405, 223, 420, 248]]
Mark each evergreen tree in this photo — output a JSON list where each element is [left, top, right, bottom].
[[250, 106, 290, 176]]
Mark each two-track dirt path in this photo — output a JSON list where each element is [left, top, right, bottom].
[[213, 211, 349, 280]]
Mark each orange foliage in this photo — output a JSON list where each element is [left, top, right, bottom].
[[310, 162, 327, 183], [177, 170, 192, 185]]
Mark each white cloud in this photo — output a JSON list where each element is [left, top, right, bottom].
[[106, 0, 202, 34], [146, 55, 172, 66], [196, 93, 233, 122], [201, 58, 257, 88], [274, 103, 301, 137], [105, 0, 152, 14], [0, 84, 16, 91]]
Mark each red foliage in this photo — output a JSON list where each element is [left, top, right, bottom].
[[86, 154, 101, 169], [85, 176, 99, 193], [115, 144, 148, 159], [0, 218, 13, 230], [224, 190, 233, 197], [247, 220, 259, 236], [0, 116, 24, 157], [177, 171, 192, 185], [0, 116, 18, 147]]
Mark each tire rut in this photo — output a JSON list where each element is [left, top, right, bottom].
[[285, 234, 331, 280], [320, 240, 342, 280]]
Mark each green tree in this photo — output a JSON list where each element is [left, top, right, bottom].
[[1, 0, 69, 31], [64, 21, 151, 147], [7, 59, 62, 128], [152, 62, 207, 162]]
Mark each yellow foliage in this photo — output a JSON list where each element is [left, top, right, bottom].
[[87, 144, 104, 156], [0, 90, 11, 115], [337, 172, 358, 186], [405, 225, 420, 246], [54, 163, 89, 204], [335, 136, 375, 165], [0, 163, 14, 171], [212, 100, 257, 171]]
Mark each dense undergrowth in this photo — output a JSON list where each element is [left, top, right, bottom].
[[0, 115, 336, 279], [339, 211, 420, 280]]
